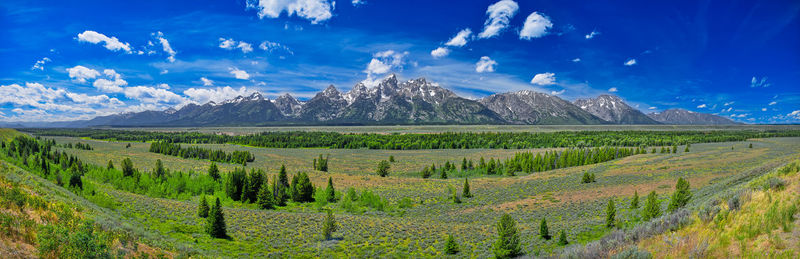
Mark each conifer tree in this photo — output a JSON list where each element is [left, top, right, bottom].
[[198, 196, 209, 218], [107, 160, 114, 170], [461, 158, 468, 170], [275, 165, 289, 205], [672, 145, 677, 153], [606, 198, 616, 228], [539, 218, 550, 240], [292, 172, 315, 202], [389, 155, 395, 163], [651, 148, 656, 154], [208, 162, 220, 181], [321, 209, 337, 240], [667, 177, 692, 212], [325, 177, 336, 202], [440, 168, 448, 179], [121, 158, 134, 177], [377, 160, 390, 177], [557, 230, 568, 245], [444, 234, 459, 254], [684, 146, 690, 152], [421, 166, 432, 179], [256, 178, 275, 209], [452, 189, 461, 204], [206, 197, 227, 238], [154, 159, 166, 179], [749, 143, 753, 148], [631, 190, 639, 209], [493, 214, 521, 258], [642, 191, 661, 221], [462, 178, 472, 198]]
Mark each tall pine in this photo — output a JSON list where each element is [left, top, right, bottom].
[[206, 197, 227, 238], [197, 196, 209, 218], [493, 214, 521, 258], [462, 178, 472, 198]]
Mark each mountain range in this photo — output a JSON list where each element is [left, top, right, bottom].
[[5, 75, 739, 127]]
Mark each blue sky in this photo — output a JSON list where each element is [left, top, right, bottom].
[[1, 0, 798, 123]]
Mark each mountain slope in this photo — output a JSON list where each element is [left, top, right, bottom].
[[574, 94, 660, 124], [647, 108, 740, 125], [479, 90, 607, 125]]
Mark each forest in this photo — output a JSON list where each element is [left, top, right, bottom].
[[148, 141, 255, 165]]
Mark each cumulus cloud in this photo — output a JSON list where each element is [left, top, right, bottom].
[[93, 69, 128, 93], [153, 31, 177, 62], [624, 58, 637, 66], [750, 76, 770, 87], [530, 72, 556, 85], [201, 77, 214, 86], [789, 110, 800, 119], [519, 12, 552, 40], [246, 0, 333, 24], [76, 30, 132, 53], [364, 50, 408, 75], [229, 67, 250, 80], [31, 57, 51, 71], [550, 89, 565, 95], [430, 47, 450, 58], [123, 86, 185, 104], [475, 56, 497, 73], [184, 86, 251, 104], [445, 28, 472, 47], [608, 87, 618, 92], [237, 41, 253, 53], [697, 104, 707, 108], [66, 65, 101, 83], [585, 30, 600, 39], [219, 38, 254, 53], [478, 0, 519, 39], [259, 40, 293, 55]]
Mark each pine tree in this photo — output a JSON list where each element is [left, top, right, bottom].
[[444, 234, 459, 254], [106, 160, 114, 170], [539, 218, 550, 240], [421, 166, 432, 179], [452, 189, 461, 204], [377, 160, 390, 177], [462, 178, 472, 198], [208, 162, 220, 181], [275, 165, 289, 205], [493, 214, 521, 258], [206, 197, 227, 238], [154, 159, 166, 179], [256, 178, 275, 209], [651, 148, 657, 154], [440, 168, 448, 179], [389, 155, 395, 163], [582, 172, 591, 183], [631, 190, 639, 209], [672, 145, 677, 153], [667, 177, 692, 212], [642, 191, 661, 221], [557, 230, 568, 245], [749, 143, 753, 148], [606, 198, 616, 228], [461, 158, 468, 170], [121, 158, 134, 177], [198, 196, 209, 218], [321, 209, 337, 240], [325, 177, 336, 202], [684, 145, 690, 152]]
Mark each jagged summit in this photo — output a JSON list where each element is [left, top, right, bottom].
[[647, 108, 739, 125], [573, 94, 659, 124]]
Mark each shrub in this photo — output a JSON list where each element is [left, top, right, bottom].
[[540, 218, 550, 240], [642, 191, 661, 221], [376, 160, 390, 177], [321, 210, 337, 240], [557, 229, 569, 245], [443, 234, 459, 254]]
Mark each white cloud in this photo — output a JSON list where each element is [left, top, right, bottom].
[[608, 87, 618, 92], [519, 12, 552, 40], [585, 30, 600, 39], [730, 113, 748, 118], [259, 41, 293, 55], [723, 101, 734, 106], [219, 38, 253, 53], [31, 57, 51, 71], [352, 0, 365, 6], [769, 101, 777, 106], [624, 58, 637, 66], [649, 106, 657, 110], [445, 28, 472, 47], [364, 50, 408, 75], [66, 65, 101, 83], [76, 30, 132, 53], [475, 56, 497, 73], [123, 86, 185, 104], [788, 110, 800, 119], [430, 47, 450, 58], [66, 92, 123, 106], [550, 89, 565, 95], [154, 31, 177, 62], [237, 41, 253, 53], [229, 67, 250, 80], [530, 72, 556, 85], [571, 58, 581, 62], [201, 77, 214, 86], [721, 107, 733, 113], [750, 76, 770, 88], [92, 69, 128, 93], [247, 0, 333, 24], [184, 86, 251, 104], [762, 108, 767, 111], [477, 0, 519, 39], [697, 104, 707, 108]]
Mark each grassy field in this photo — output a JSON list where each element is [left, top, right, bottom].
[[29, 131, 800, 257]]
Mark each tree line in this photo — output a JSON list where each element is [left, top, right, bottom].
[[24, 128, 800, 150], [149, 141, 255, 165]]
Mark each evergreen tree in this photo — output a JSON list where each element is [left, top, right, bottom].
[[256, 178, 275, 209], [421, 166, 432, 179], [582, 172, 591, 183], [198, 196, 209, 218], [557, 230, 568, 245], [121, 158, 134, 177], [389, 155, 395, 162], [208, 162, 220, 181], [154, 159, 166, 179], [684, 146, 690, 152], [539, 218, 550, 240], [275, 165, 289, 205], [667, 177, 692, 212], [106, 160, 114, 170], [606, 198, 616, 228], [440, 168, 448, 179], [493, 214, 521, 258], [631, 190, 639, 209], [462, 178, 472, 198], [672, 145, 677, 153], [321, 209, 337, 240], [651, 148, 657, 154], [325, 177, 336, 202], [452, 189, 461, 204], [749, 143, 753, 148], [377, 160, 390, 177], [292, 172, 315, 202], [206, 198, 227, 238], [461, 158, 468, 170], [444, 234, 459, 254], [591, 173, 596, 182], [642, 191, 661, 221]]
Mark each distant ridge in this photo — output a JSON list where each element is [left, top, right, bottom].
[[647, 108, 740, 125]]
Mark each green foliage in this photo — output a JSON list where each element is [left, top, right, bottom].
[[256, 177, 275, 209], [443, 234, 459, 254], [313, 154, 329, 171], [206, 197, 227, 239], [154, 159, 166, 179], [275, 165, 289, 206], [493, 214, 521, 258], [224, 167, 246, 201], [557, 229, 568, 246], [321, 209, 337, 240], [606, 198, 616, 228], [631, 190, 639, 209], [389, 155, 395, 162], [290, 172, 315, 202], [462, 178, 472, 198], [642, 191, 661, 221], [121, 157, 134, 177], [749, 143, 753, 148], [325, 177, 336, 202], [452, 189, 461, 204], [149, 141, 254, 164], [667, 177, 692, 212], [540, 218, 550, 240], [37, 220, 109, 258], [376, 160, 390, 177], [208, 162, 220, 181], [106, 160, 113, 170], [420, 166, 432, 178], [198, 196, 209, 218], [684, 145, 690, 152]]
